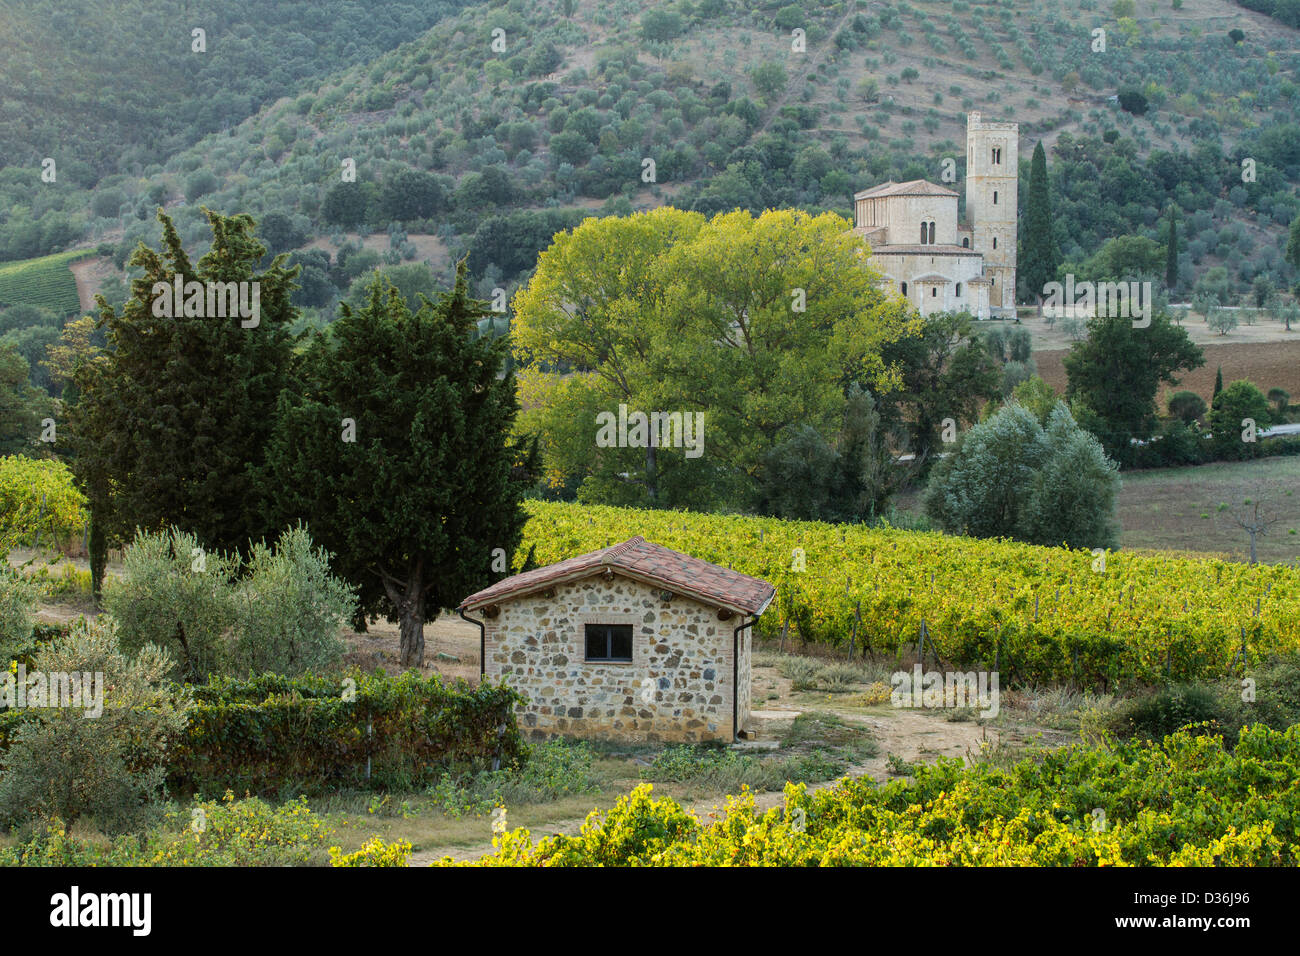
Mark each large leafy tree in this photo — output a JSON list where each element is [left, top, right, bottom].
[[877, 310, 1001, 474], [513, 208, 911, 509], [68, 209, 298, 568], [654, 209, 910, 482], [1063, 310, 1203, 466], [512, 207, 706, 505], [261, 263, 532, 668], [1018, 141, 1058, 305]]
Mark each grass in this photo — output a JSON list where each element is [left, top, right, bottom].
[[0, 249, 88, 315], [893, 456, 1300, 565], [760, 649, 897, 694], [638, 711, 878, 797], [1114, 457, 1300, 565]]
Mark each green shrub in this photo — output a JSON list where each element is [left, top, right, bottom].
[[232, 526, 356, 676], [427, 739, 601, 817], [449, 726, 1300, 866], [330, 836, 412, 867], [0, 455, 87, 553], [776, 656, 821, 690], [1106, 683, 1227, 740], [816, 663, 863, 692], [0, 567, 37, 664], [0, 793, 330, 866], [106, 525, 355, 682], [0, 617, 192, 835], [169, 670, 525, 796], [104, 527, 240, 682]]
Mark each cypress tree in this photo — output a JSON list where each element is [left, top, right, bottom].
[[1165, 207, 1179, 292], [1213, 366, 1224, 402], [1018, 141, 1058, 308], [68, 209, 297, 557], [261, 261, 535, 668]]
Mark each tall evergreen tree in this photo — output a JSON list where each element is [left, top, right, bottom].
[[1018, 141, 1058, 308], [261, 262, 533, 668], [0, 345, 48, 456], [68, 209, 297, 562], [1164, 207, 1179, 292], [1213, 365, 1224, 401]]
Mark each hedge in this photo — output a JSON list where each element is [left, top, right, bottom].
[[168, 670, 525, 795], [1, 667, 525, 796]]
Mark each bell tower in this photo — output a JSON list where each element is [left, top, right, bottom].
[[965, 111, 1018, 314]]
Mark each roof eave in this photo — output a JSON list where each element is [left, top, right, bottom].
[[460, 564, 775, 617]]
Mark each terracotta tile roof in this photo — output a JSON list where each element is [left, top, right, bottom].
[[854, 179, 958, 200], [869, 243, 981, 256], [458, 536, 776, 617]]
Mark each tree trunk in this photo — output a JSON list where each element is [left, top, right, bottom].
[[645, 443, 657, 505], [89, 509, 107, 608], [1249, 530, 1258, 566], [398, 593, 426, 668]]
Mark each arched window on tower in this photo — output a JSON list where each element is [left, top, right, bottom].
[[901, 281, 908, 296], [928, 221, 936, 244], [962, 236, 970, 248], [955, 282, 962, 297], [992, 147, 1001, 165], [992, 237, 998, 250], [920, 222, 927, 244], [993, 190, 998, 205]]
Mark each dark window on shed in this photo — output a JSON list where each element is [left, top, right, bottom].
[[585, 623, 633, 662]]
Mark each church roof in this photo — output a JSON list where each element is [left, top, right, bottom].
[[869, 243, 982, 256], [854, 179, 958, 200], [912, 273, 952, 283]]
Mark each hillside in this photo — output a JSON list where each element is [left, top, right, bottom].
[[0, 0, 474, 175], [1, 0, 1298, 309]]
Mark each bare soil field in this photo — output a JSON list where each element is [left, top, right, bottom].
[[1035, 339, 1300, 408]]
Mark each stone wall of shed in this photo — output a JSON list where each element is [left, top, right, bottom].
[[483, 575, 742, 743]]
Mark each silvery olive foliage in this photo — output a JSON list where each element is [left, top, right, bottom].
[[105, 525, 355, 682], [0, 567, 37, 663], [0, 617, 192, 836], [925, 402, 1120, 550]]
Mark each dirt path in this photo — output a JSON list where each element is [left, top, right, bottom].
[[755, 4, 858, 136], [68, 256, 117, 314], [408, 707, 1063, 866]]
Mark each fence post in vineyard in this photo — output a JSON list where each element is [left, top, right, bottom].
[[778, 618, 789, 654], [917, 619, 928, 669], [848, 600, 860, 660], [492, 721, 508, 772], [365, 712, 373, 782]]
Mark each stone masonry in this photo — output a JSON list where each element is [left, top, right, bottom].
[[484, 573, 750, 743]]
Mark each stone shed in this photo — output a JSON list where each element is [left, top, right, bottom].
[[457, 536, 776, 743]]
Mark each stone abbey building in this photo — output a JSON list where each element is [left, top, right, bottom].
[[853, 112, 1018, 318]]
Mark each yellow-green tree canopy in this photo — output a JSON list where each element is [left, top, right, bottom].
[[0, 455, 87, 554], [511, 207, 913, 508]]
